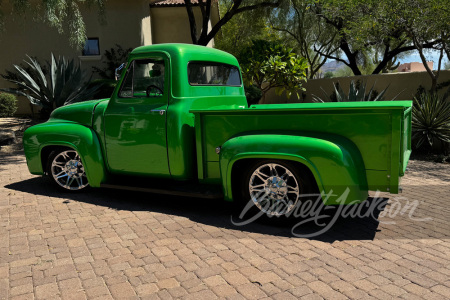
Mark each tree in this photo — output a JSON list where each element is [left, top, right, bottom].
[[271, 0, 339, 79], [214, 2, 277, 57], [150, 0, 283, 46], [239, 40, 308, 103], [445, 61, 450, 70], [395, 0, 449, 91], [323, 71, 334, 78], [0, 0, 105, 49], [309, 0, 446, 76]]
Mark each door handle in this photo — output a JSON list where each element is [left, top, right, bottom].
[[151, 109, 166, 115]]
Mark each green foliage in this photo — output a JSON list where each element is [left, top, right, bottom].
[[445, 61, 450, 70], [272, 0, 339, 79], [412, 91, 450, 153], [214, 2, 278, 57], [239, 40, 308, 101], [0, 54, 102, 118], [333, 66, 354, 78], [1, 57, 49, 83], [323, 71, 334, 78], [244, 85, 263, 106], [0, 0, 106, 49], [312, 80, 390, 102], [92, 44, 132, 79], [0, 92, 18, 117]]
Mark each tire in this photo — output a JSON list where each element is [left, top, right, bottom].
[[46, 148, 89, 191], [236, 160, 318, 224]]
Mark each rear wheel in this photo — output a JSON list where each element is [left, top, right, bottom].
[[237, 160, 317, 222], [46, 148, 89, 191]]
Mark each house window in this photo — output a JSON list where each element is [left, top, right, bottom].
[[82, 38, 100, 56]]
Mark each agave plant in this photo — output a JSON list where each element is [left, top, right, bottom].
[[312, 80, 393, 102], [412, 91, 450, 151], [0, 54, 101, 117]]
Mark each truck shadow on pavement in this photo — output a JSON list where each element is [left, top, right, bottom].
[[6, 177, 388, 243]]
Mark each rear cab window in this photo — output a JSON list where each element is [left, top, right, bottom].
[[188, 62, 241, 86]]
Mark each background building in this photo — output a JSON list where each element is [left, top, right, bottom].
[[397, 62, 433, 72], [0, 0, 220, 115]]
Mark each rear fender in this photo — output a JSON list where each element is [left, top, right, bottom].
[[23, 121, 107, 187], [219, 133, 368, 205]]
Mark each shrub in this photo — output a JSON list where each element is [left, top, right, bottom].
[[312, 80, 392, 102], [244, 85, 262, 106], [0, 54, 102, 119], [412, 91, 450, 154], [239, 40, 308, 102], [0, 93, 18, 117]]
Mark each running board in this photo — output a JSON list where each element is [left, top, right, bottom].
[[100, 182, 223, 199]]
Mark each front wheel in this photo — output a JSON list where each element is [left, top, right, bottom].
[[238, 160, 318, 222], [47, 148, 89, 191]]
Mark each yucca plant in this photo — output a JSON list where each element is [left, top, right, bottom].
[[412, 91, 450, 152], [312, 80, 392, 102], [1, 54, 101, 118]]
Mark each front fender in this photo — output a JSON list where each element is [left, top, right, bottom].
[[219, 133, 368, 205], [23, 121, 107, 187]]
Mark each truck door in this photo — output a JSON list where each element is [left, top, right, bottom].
[[104, 55, 170, 177]]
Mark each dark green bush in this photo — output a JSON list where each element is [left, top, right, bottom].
[[412, 91, 450, 154], [0, 93, 18, 117], [244, 84, 262, 106]]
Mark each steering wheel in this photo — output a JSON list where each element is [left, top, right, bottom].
[[146, 85, 163, 97]]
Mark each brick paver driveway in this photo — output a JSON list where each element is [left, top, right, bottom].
[[0, 151, 449, 299]]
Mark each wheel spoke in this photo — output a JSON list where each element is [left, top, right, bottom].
[[57, 173, 68, 179], [255, 170, 269, 182], [75, 177, 81, 188], [55, 170, 66, 177], [269, 164, 279, 177], [66, 176, 75, 188]]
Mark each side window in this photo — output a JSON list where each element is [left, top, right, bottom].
[[119, 59, 165, 98]]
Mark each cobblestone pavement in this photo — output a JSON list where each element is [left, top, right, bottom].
[[0, 151, 449, 300]]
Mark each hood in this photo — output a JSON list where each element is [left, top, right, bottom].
[[49, 99, 109, 126]]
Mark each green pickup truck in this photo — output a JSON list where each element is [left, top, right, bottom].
[[23, 44, 412, 218]]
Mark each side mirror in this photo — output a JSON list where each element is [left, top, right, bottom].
[[115, 63, 125, 81]]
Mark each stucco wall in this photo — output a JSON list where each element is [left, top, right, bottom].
[[0, 1, 214, 115], [263, 70, 450, 104], [150, 7, 213, 47]]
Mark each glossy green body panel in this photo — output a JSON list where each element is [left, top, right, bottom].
[[22, 43, 412, 206], [104, 52, 170, 176], [50, 99, 107, 126], [218, 134, 368, 204], [192, 100, 412, 198], [23, 121, 107, 187]]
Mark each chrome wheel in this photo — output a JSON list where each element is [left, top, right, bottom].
[[249, 163, 300, 216], [50, 150, 89, 190]]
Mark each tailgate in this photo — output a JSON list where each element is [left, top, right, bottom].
[[400, 107, 412, 176]]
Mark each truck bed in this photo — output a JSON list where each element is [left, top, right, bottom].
[[191, 101, 412, 194]]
